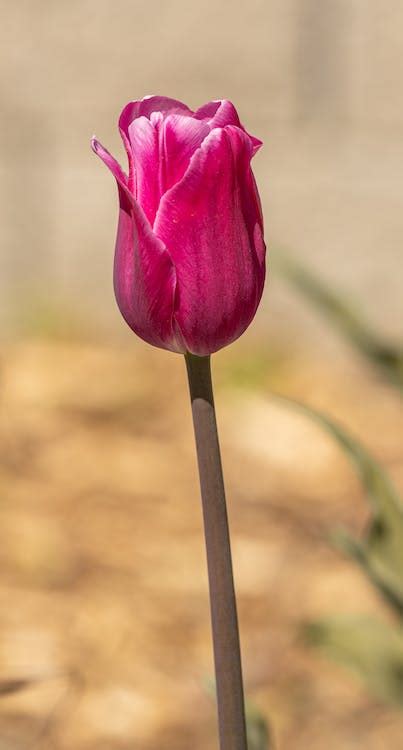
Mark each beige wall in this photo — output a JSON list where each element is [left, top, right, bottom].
[[1, 1, 402, 335]]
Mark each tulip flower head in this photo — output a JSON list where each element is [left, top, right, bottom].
[[92, 96, 266, 355]]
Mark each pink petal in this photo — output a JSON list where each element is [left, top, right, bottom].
[[91, 137, 128, 188], [153, 126, 266, 355], [160, 114, 210, 194], [118, 96, 193, 196], [127, 116, 161, 224], [92, 138, 182, 352], [194, 99, 240, 127], [194, 99, 262, 154], [119, 95, 192, 138], [125, 114, 209, 224], [114, 191, 182, 352]]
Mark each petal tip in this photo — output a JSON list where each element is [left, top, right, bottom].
[[91, 136, 101, 154], [252, 136, 263, 153]]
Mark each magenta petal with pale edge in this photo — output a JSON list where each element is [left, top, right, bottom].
[[126, 114, 209, 224], [154, 126, 265, 355], [194, 99, 241, 127], [91, 138, 181, 352], [194, 99, 262, 154], [159, 114, 210, 195], [119, 96, 192, 138]]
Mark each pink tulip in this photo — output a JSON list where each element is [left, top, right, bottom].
[[92, 96, 266, 355]]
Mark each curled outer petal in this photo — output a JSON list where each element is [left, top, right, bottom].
[[153, 126, 266, 355], [91, 138, 182, 352], [194, 99, 263, 154]]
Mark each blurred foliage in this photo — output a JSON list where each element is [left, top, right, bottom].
[[304, 618, 403, 706], [281, 397, 403, 706], [220, 350, 272, 390], [12, 291, 92, 341], [246, 701, 272, 750], [283, 398, 403, 616], [274, 251, 403, 391], [219, 347, 290, 393]]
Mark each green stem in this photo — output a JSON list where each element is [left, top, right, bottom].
[[185, 353, 247, 750]]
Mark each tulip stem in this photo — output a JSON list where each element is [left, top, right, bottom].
[[185, 353, 247, 750]]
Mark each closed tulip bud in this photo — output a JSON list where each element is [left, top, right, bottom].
[[92, 96, 266, 355]]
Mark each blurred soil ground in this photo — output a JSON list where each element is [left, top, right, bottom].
[[0, 337, 402, 749]]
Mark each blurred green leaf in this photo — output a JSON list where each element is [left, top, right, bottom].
[[219, 348, 290, 393], [303, 617, 403, 706], [246, 702, 271, 750], [274, 251, 403, 391], [12, 290, 92, 341], [278, 397, 403, 616]]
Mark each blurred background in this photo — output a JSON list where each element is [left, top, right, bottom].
[[1, 1, 403, 748]]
